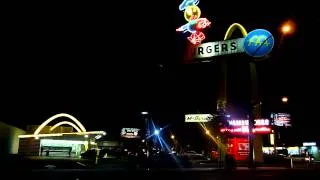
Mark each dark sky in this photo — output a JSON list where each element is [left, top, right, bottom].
[[1, 2, 319, 142]]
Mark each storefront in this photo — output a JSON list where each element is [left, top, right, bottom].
[[18, 113, 106, 157], [220, 118, 272, 161]]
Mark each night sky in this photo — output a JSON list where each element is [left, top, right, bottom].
[[1, 2, 319, 143]]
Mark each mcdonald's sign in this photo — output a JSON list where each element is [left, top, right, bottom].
[[195, 23, 274, 58]]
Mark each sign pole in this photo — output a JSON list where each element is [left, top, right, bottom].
[[248, 62, 258, 168]]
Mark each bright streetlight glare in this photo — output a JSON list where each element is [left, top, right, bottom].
[[141, 112, 148, 115], [171, 135, 175, 139], [154, 129, 160, 135], [282, 96, 288, 103], [280, 20, 296, 35], [281, 25, 291, 34], [205, 129, 210, 135]]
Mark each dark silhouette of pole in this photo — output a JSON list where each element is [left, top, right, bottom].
[[217, 59, 227, 113], [248, 61, 262, 168]]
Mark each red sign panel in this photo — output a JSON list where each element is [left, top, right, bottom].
[[228, 138, 249, 161], [220, 126, 271, 134]]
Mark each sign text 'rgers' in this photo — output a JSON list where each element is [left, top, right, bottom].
[[195, 38, 245, 58]]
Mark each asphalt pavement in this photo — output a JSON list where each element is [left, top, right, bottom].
[[3, 168, 320, 180], [2, 155, 320, 180]]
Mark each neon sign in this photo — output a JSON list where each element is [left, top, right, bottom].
[[228, 119, 270, 126], [179, 0, 199, 11], [176, 0, 211, 45], [220, 126, 271, 134]]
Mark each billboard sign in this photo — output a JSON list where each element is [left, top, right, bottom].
[[120, 128, 140, 138], [185, 114, 213, 122], [194, 38, 245, 58], [221, 118, 271, 134], [193, 22, 274, 59], [271, 113, 291, 127]]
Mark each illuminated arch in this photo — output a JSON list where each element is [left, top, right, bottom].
[[224, 23, 248, 40], [50, 121, 82, 133], [34, 113, 87, 135]]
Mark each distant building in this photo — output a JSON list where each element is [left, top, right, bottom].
[[0, 121, 26, 155], [18, 113, 106, 157]]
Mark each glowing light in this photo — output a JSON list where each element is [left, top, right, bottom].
[[281, 96, 288, 103], [50, 121, 82, 133], [280, 20, 296, 35], [224, 23, 248, 40], [220, 126, 271, 134], [18, 131, 106, 139], [195, 18, 211, 30], [171, 135, 175, 139], [176, 0, 210, 45], [270, 134, 275, 145], [179, 0, 199, 11], [205, 129, 210, 135], [188, 31, 205, 45], [33, 113, 87, 135], [228, 119, 270, 126], [184, 5, 201, 22], [40, 139, 88, 145], [154, 129, 160, 135]]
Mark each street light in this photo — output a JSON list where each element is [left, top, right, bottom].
[[280, 20, 296, 35], [282, 96, 288, 103], [279, 20, 296, 48], [154, 129, 160, 135], [205, 129, 210, 135], [171, 135, 175, 139]]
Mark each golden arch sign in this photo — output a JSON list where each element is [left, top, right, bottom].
[[194, 23, 248, 58], [224, 23, 248, 40], [33, 113, 87, 135]]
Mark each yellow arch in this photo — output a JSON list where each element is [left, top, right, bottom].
[[224, 23, 248, 40], [50, 121, 83, 133], [34, 113, 87, 135]]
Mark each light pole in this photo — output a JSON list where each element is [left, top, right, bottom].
[[248, 21, 296, 167]]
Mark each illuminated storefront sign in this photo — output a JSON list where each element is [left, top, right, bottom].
[[194, 23, 274, 59], [271, 113, 291, 127], [220, 118, 271, 134], [120, 128, 140, 138], [185, 114, 213, 122], [227, 138, 249, 161], [303, 142, 316, 146], [220, 126, 271, 134], [176, 0, 211, 45], [227, 119, 270, 126]]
